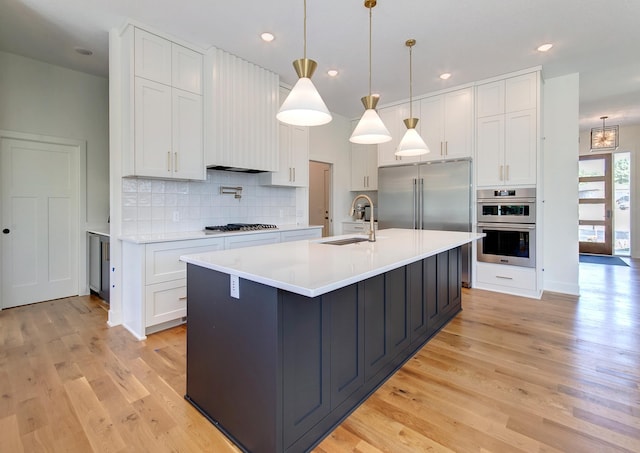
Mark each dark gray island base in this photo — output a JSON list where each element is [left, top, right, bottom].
[[185, 246, 462, 453]]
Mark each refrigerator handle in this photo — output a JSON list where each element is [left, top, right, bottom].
[[419, 178, 424, 229], [413, 178, 418, 230]]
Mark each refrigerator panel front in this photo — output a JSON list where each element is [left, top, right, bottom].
[[378, 165, 419, 229], [419, 160, 471, 232]]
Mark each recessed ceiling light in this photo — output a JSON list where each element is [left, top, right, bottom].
[[327, 69, 338, 77], [439, 73, 451, 80], [260, 32, 275, 42], [74, 47, 93, 56], [537, 43, 553, 52]]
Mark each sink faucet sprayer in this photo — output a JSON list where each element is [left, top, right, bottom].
[[349, 194, 376, 242]]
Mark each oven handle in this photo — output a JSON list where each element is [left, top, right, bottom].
[[477, 198, 536, 205], [477, 223, 536, 230]]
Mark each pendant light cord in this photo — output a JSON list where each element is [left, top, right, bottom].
[[409, 44, 413, 118], [368, 4, 372, 96], [303, 0, 307, 60]]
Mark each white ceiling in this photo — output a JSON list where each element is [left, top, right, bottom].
[[1, 0, 639, 130]]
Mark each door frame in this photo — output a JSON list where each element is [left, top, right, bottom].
[[579, 153, 613, 255], [0, 130, 87, 310]]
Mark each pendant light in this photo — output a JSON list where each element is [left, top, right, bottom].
[[395, 39, 430, 156], [349, 0, 392, 144], [277, 0, 332, 127]]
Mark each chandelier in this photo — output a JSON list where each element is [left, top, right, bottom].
[[590, 116, 619, 151]]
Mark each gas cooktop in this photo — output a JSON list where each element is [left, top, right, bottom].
[[204, 223, 278, 233]]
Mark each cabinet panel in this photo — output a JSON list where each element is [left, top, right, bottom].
[[476, 262, 536, 290], [326, 284, 364, 410], [504, 109, 537, 186], [134, 78, 173, 177], [172, 89, 204, 180], [476, 81, 504, 118], [386, 267, 409, 357], [145, 280, 187, 327], [280, 228, 322, 243], [171, 43, 202, 94], [443, 88, 473, 159], [506, 73, 537, 113], [282, 293, 330, 448], [419, 96, 444, 159], [350, 143, 378, 191], [145, 238, 224, 285], [290, 124, 309, 186], [363, 274, 386, 381], [134, 28, 172, 85], [476, 114, 505, 187]]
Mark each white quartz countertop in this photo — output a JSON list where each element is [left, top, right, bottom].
[[119, 224, 323, 244], [181, 228, 483, 297]]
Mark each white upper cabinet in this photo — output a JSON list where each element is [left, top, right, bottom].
[[125, 27, 204, 180], [476, 72, 539, 187], [351, 144, 378, 191], [420, 88, 472, 162], [260, 87, 309, 186], [206, 47, 279, 172], [377, 103, 420, 166]]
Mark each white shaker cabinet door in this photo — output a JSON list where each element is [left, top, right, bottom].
[[504, 109, 536, 186], [419, 95, 445, 161], [290, 124, 309, 187], [172, 43, 203, 95], [476, 114, 505, 187], [172, 89, 204, 180], [134, 28, 172, 85], [442, 88, 472, 159], [134, 78, 173, 178]]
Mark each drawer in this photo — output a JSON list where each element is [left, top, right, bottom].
[[476, 262, 536, 290], [224, 232, 280, 250], [342, 222, 377, 234], [281, 229, 322, 242], [145, 238, 224, 284], [145, 280, 187, 327]]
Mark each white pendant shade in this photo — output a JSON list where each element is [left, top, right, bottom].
[[350, 109, 392, 144], [277, 77, 332, 127], [395, 127, 430, 156]]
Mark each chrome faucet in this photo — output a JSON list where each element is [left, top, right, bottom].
[[349, 194, 376, 242]]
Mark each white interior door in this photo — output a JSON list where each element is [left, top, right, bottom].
[[1, 135, 79, 308]]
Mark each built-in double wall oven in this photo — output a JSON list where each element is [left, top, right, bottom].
[[477, 188, 536, 268]]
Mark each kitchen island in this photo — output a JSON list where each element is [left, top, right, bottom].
[[181, 229, 483, 453]]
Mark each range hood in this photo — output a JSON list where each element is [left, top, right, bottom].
[[207, 165, 267, 174]]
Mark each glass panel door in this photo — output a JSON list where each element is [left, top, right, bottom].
[[579, 154, 612, 254]]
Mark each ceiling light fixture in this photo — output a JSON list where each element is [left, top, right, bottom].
[[349, 0, 391, 144], [537, 43, 553, 52], [276, 0, 332, 127], [395, 39, 429, 157], [439, 72, 451, 80], [590, 116, 619, 151], [261, 32, 275, 42]]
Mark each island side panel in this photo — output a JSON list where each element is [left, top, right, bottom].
[[185, 264, 281, 453]]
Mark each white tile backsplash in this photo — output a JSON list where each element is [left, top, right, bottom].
[[122, 169, 298, 235]]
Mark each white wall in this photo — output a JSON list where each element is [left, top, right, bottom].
[[0, 50, 109, 296], [0, 51, 110, 229], [309, 113, 353, 235], [579, 124, 640, 258], [542, 73, 580, 295]]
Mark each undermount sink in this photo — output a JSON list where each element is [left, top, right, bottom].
[[321, 237, 371, 246]]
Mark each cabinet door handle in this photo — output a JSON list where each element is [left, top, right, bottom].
[[293, 167, 296, 182], [440, 142, 443, 156], [499, 165, 504, 181], [174, 152, 178, 172], [179, 296, 188, 301], [167, 151, 171, 171], [445, 141, 448, 156]]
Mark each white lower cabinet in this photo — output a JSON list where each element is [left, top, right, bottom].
[[122, 227, 323, 339], [475, 262, 538, 297]]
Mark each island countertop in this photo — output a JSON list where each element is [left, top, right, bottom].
[[181, 228, 483, 297]]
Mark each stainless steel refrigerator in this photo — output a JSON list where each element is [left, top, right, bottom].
[[378, 159, 472, 286]]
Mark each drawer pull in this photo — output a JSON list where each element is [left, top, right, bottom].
[[496, 275, 513, 280], [179, 296, 188, 301]]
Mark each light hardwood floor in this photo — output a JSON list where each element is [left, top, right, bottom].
[[1, 259, 638, 452]]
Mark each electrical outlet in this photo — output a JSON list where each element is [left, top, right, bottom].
[[172, 211, 179, 222], [230, 274, 240, 299]]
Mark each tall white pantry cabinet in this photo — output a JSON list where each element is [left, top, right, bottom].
[[123, 27, 205, 180]]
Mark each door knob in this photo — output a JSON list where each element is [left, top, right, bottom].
[[2, 228, 9, 234]]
